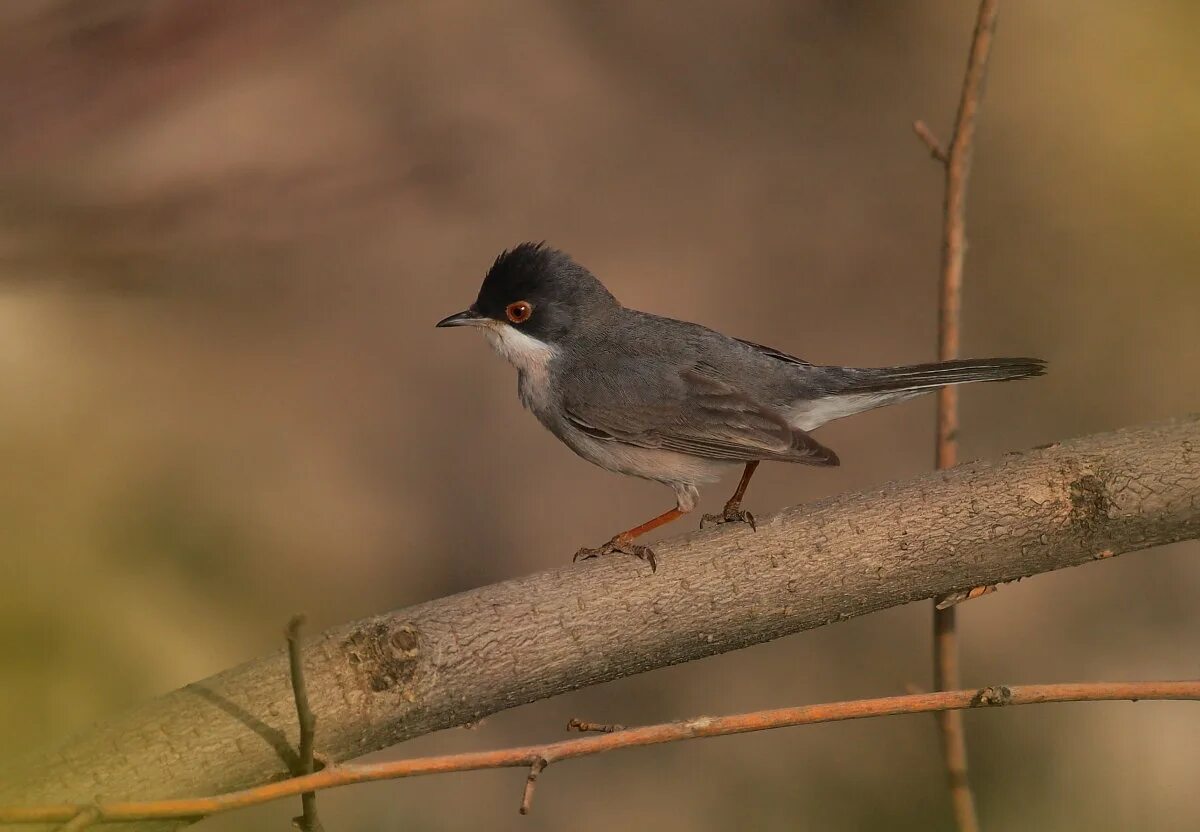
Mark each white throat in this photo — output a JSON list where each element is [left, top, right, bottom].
[[483, 324, 559, 412]]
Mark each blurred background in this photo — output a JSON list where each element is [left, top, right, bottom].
[[2, 1, 1198, 829]]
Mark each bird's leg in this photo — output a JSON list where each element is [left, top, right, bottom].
[[573, 506, 687, 572], [701, 461, 760, 530]]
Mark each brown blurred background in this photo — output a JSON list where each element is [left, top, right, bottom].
[[2, 1, 1198, 829]]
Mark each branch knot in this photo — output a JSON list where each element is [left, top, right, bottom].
[[971, 685, 1014, 707]]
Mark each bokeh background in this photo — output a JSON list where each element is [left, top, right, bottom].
[[2, 1, 1198, 829]]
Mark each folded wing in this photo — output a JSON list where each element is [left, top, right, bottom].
[[564, 361, 839, 466]]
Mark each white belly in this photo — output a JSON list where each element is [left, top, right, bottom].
[[559, 427, 733, 511]]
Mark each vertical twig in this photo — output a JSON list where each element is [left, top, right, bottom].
[[519, 757, 548, 815], [286, 615, 325, 832], [919, 2, 1001, 831], [936, 0, 1000, 472], [933, 605, 975, 831]]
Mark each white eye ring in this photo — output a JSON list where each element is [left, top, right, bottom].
[[505, 301, 533, 323]]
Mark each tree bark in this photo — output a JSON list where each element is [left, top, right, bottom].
[[3, 417, 1198, 831]]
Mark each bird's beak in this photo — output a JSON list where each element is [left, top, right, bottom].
[[436, 307, 486, 328]]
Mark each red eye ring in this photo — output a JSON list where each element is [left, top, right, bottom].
[[505, 300, 533, 323]]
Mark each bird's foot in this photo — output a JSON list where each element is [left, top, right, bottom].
[[700, 503, 756, 531], [573, 536, 657, 572]]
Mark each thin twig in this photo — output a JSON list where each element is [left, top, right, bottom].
[[519, 758, 548, 815], [933, 607, 976, 830], [286, 615, 324, 832], [2, 681, 1196, 825], [913, 120, 948, 162], [932, 0, 1001, 465], [54, 806, 101, 831], [918, 2, 1002, 830]]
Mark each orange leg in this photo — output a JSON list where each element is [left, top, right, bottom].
[[727, 461, 760, 508], [573, 506, 687, 572], [615, 506, 687, 542], [701, 461, 760, 530]]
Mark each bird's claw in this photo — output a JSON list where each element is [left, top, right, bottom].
[[700, 505, 756, 531], [573, 537, 657, 572]]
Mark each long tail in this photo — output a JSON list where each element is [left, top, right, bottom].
[[841, 357, 1046, 394], [790, 357, 1045, 431]]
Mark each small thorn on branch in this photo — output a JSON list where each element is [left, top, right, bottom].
[[286, 615, 325, 832], [913, 120, 949, 163], [935, 585, 998, 610], [56, 805, 101, 831], [567, 718, 626, 733], [519, 757, 548, 815]]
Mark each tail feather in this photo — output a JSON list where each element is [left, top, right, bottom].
[[840, 357, 1046, 394], [787, 357, 1045, 431]]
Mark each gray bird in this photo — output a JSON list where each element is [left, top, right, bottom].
[[437, 243, 1044, 570]]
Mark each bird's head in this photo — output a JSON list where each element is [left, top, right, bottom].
[[436, 243, 618, 348]]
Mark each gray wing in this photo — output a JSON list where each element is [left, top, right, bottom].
[[732, 337, 814, 367], [563, 360, 839, 466]]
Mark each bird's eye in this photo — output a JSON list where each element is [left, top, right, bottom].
[[505, 301, 533, 324]]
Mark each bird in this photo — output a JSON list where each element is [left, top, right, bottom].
[[437, 242, 1045, 570]]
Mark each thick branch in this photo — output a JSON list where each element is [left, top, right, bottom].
[[2, 418, 1198, 831]]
